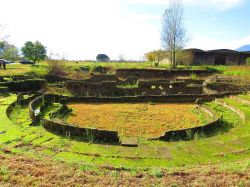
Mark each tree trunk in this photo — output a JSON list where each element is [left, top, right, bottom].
[[173, 50, 176, 69], [173, 37, 177, 69]]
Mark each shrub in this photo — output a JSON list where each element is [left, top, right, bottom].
[[47, 60, 67, 76], [191, 73, 197, 80], [150, 167, 164, 178]]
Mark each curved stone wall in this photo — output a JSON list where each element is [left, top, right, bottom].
[[229, 95, 250, 106], [116, 69, 216, 79], [66, 79, 204, 97], [29, 94, 45, 124], [151, 106, 222, 141], [45, 75, 73, 83], [41, 119, 119, 143], [35, 95, 222, 143], [14, 92, 242, 144], [6, 94, 40, 119], [0, 79, 46, 92], [214, 99, 246, 122], [44, 92, 241, 103], [28, 94, 120, 143]]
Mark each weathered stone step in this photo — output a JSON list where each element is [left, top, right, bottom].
[[121, 137, 139, 147]]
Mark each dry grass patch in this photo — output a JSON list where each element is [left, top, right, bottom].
[[1, 154, 249, 187], [67, 103, 204, 138]]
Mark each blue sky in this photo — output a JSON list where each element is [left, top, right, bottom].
[[0, 0, 249, 60]]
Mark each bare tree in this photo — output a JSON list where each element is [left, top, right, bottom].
[[118, 54, 125, 62], [161, 0, 187, 69]]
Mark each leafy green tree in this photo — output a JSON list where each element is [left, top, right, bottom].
[[0, 41, 7, 51], [0, 44, 19, 61], [0, 25, 8, 51], [21, 41, 47, 64], [96, 54, 110, 62]]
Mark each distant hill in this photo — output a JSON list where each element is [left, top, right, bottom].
[[236, 45, 250, 52]]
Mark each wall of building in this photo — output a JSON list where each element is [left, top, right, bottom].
[[191, 49, 250, 66], [226, 54, 240, 65]]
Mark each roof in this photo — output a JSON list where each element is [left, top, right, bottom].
[[206, 49, 238, 54], [185, 48, 205, 53], [183, 48, 250, 56]]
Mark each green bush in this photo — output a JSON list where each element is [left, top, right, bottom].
[[150, 167, 164, 178]]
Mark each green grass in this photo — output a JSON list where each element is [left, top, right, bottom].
[[0, 64, 32, 76], [0, 61, 214, 78], [210, 65, 250, 80], [0, 63, 48, 77], [238, 94, 250, 101], [1, 61, 250, 83], [2, 62, 249, 82], [1, 93, 250, 171], [116, 83, 139, 89], [0, 166, 10, 182]]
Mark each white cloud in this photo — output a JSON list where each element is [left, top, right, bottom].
[[234, 35, 250, 48], [188, 35, 250, 50]]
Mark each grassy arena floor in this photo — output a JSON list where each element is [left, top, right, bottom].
[[67, 103, 208, 138], [1, 93, 250, 185]]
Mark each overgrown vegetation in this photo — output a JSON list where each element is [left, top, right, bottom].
[[1, 88, 250, 185]]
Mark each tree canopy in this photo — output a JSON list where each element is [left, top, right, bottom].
[[96, 54, 110, 62], [0, 41, 7, 51], [0, 43, 19, 61], [21, 41, 47, 64]]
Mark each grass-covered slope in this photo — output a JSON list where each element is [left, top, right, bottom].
[[1, 93, 250, 185]]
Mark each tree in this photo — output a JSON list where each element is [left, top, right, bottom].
[[0, 44, 19, 61], [144, 50, 166, 67], [176, 50, 194, 68], [96, 54, 110, 62], [21, 41, 47, 64], [0, 25, 8, 51], [161, 0, 187, 69], [118, 54, 125, 62], [0, 41, 7, 51]]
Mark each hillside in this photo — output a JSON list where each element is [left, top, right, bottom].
[[236, 45, 250, 52]]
